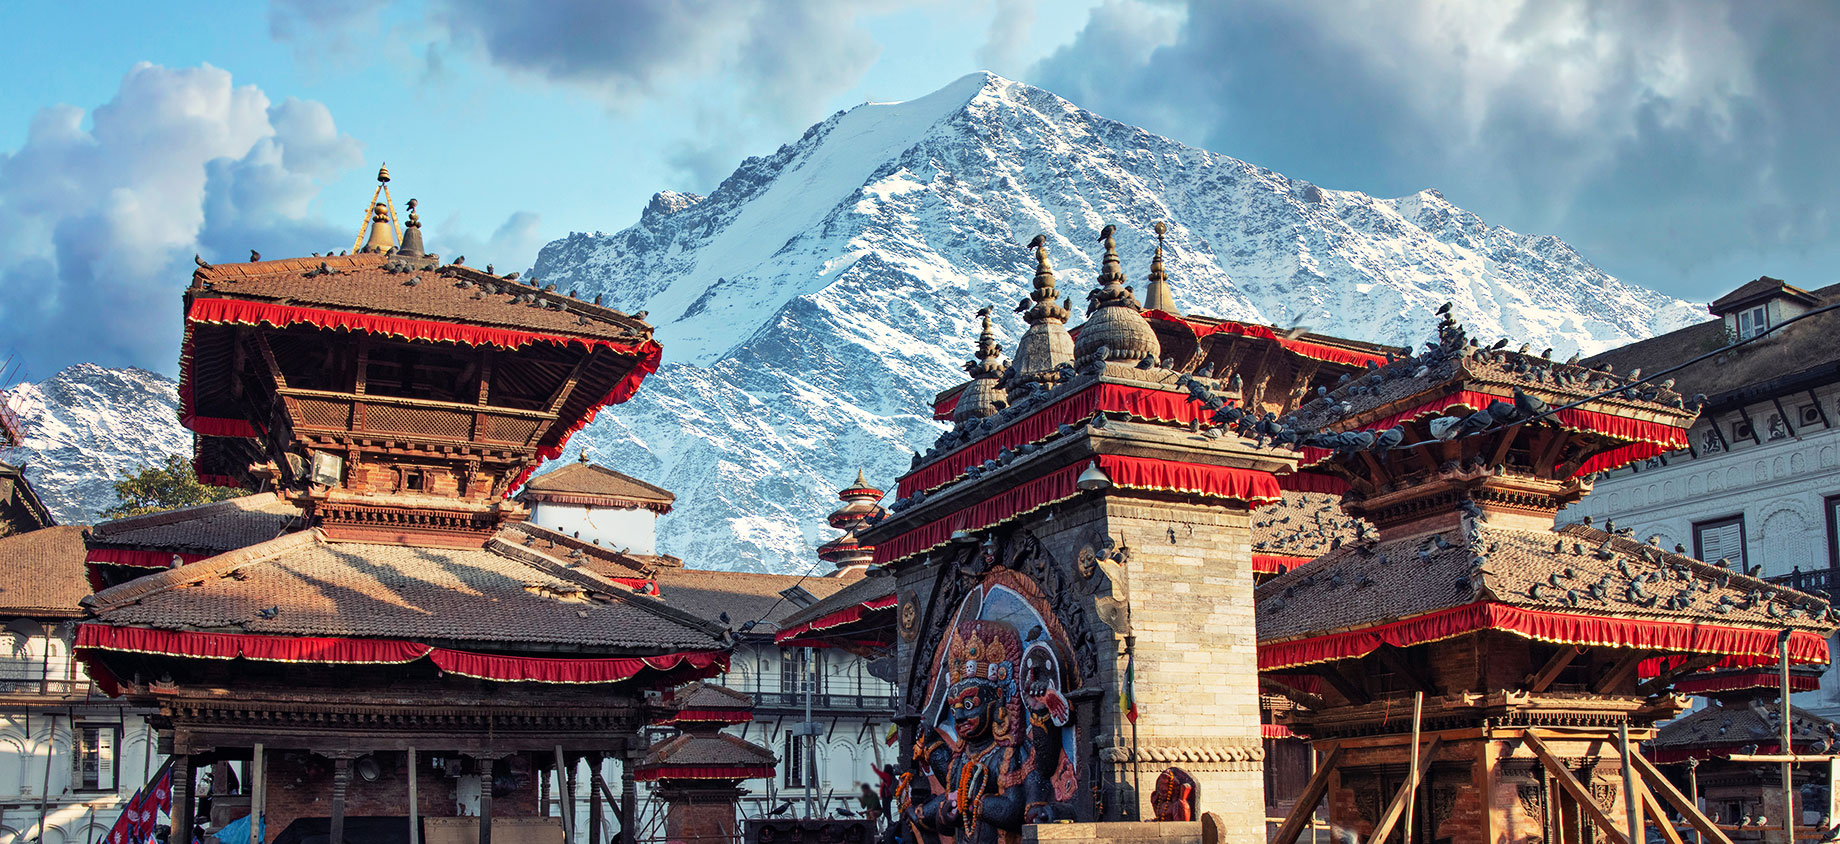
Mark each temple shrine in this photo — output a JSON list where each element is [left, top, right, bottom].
[[1256, 313, 1836, 844], [72, 169, 731, 844], [862, 224, 1398, 844]]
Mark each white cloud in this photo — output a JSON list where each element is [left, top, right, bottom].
[[0, 62, 362, 375]]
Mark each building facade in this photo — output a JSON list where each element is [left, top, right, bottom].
[[1561, 276, 1840, 717]]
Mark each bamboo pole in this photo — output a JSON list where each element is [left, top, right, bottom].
[[1406, 691, 1424, 844]]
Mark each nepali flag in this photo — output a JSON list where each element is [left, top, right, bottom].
[[103, 786, 145, 844], [1121, 652, 1138, 724], [110, 760, 175, 844]]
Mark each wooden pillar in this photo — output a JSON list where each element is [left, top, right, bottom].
[[331, 757, 351, 844], [251, 744, 266, 844], [172, 755, 195, 844], [408, 748, 420, 844], [479, 757, 495, 844], [620, 756, 637, 844], [588, 756, 604, 844], [556, 748, 575, 844]]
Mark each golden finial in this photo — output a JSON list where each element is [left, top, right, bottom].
[[1144, 221, 1178, 314], [377, 164, 391, 183], [853, 468, 870, 489], [354, 163, 401, 253]]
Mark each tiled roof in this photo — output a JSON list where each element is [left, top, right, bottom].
[[84, 530, 724, 652], [1652, 700, 1836, 748], [87, 494, 303, 554], [776, 573, 894, 634], [666, 681, 755, 711], [1586, 282, 1840, 406], [639, 733, 776, 768], [1252, 492, 1366, 559], [519, 461, 675, 505], [500, 522, 678, 577], [652, 568, 857, 633], [193, 253, 649, 344], [1257, 522, 1833, 644], [0, 526, 92, 617], [1708, 276, 1817, 312]]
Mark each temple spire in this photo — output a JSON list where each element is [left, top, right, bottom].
[[955, 306, 1009, 421], [1142, 221, 1178, 315], [355, 164, 400, 254], [1073, 224, 1159, 364], [397, 198, 426, 258], [1003, 235, 1074, 402]]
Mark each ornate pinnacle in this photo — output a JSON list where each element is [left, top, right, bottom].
[[966, 306, 1007, 379], [1086, 224, 1142, 315], [1143, 220, 1178, 314], [1022, 235, 1070, 325]]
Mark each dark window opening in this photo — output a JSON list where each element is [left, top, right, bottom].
[[1694, 516, 1747, 572]]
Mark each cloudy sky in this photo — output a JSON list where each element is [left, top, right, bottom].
[[1, 1, 1833, 377]]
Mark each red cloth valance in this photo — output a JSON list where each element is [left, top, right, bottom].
[[655, 709, 755, 726], [633, 765, 775, 783], [898, 383, 1214, 497], [1673, 670, 1821, 695], [934, 390, 962, 422], [184, 416, 260, 438], [74, 624, 727, 688], [1252, 554, 1311, 575], [85, 549, 211, 568], [876, 456, 1280, 566], [1142, 311, 1392, 368], [1275, 472, 1348, 495], [774, 593, 899, 644], [1291, 389, 1688, 479], [1259, 601, 1831, 671], [1261, 723, 1296, 739], [429, 648, 726, 685]]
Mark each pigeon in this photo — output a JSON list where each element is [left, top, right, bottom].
[[486, 264, 495, 274], [1137, 354, 1156, 369], [504, 272, 520, 281], [718, 611, 731, 625], [249, 250, 261, 262], [768, 802, 793, 817], [453, 255, 465, 265], [256, 606, 280, 619], [403, 276, 420, 286]]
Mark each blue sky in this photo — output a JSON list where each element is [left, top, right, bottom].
[[1, 1, 1834, 378]]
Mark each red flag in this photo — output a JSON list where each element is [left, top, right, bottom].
[[103, 786, 145, 844]]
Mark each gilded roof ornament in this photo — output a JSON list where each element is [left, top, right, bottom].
[[1143, 220, 1178, 314]]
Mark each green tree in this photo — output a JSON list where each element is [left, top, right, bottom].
[[101, 454, 243, 519]]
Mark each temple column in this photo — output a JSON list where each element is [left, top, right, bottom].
[[479, 756, 495, 844], [172, 755, 194, 844], [330, 757, 351, 844], [620, 754, 637, 844], [588, 755, 604, 844]]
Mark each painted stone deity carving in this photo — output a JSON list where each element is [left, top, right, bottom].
[[906, 573, 1077, 844]]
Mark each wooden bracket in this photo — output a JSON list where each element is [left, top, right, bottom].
[[1592, 652, 1646, 694], [1523, 732, 1630, 844], [1524, 645, 1584, 693]]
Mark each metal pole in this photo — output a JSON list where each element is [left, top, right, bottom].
[[1686, 758, 1701, 844], [1782, 632, 1797, 844], [1126, 635, 1141, 821], [406, 748, 418, 844], [1620, 722, 1641, 844], [805, 647, 816, 819], [253, 743, 267, 844]]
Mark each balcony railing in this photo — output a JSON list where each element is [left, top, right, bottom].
[[751, 691, 897, 713], [1767, 566, 1838, 604]]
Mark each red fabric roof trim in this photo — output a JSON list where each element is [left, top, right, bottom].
[[1673, 671, 1820, 695], [185, 416, 260, 438], [1142, 311, 1392, 368], [1261, 723, 1296, 739], [1276, 472, 1349, 495], [876, 456, 1280, 566], [774, 593, 899, 644], [86, 549, 211, 568], [899, 382, 1218, 498], [632, 765, 775, 783], [934, 392, 961, 422], [1293, 390, 1689, 478], [74, 624, 727, 687], [653, 708, 755, 726], [1252, 555, 1312, 575], [1258, 601, 1831, 672]]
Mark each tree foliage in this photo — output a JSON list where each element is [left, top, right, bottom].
[[101, 454, 243, 519]]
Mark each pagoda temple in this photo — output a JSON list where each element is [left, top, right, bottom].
[[864, 224, 1400, 844], [74, 169, 726, 844], [636, 682, 775, 844], [1256, 313, 1837, 844], [816, 471, 889, 574]]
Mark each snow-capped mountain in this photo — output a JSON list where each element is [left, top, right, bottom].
[[7, 73, 1704, 564], [530, 72, 1703, 572], [4, 364, 188, 524]]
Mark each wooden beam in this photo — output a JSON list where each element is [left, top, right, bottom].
[[1270, 744, 1343, 844], [1808, 389, 1832, 429], [1637, 654, 1721, 697], [1523, 732, 1631, 844], [1525, 646, 1584, 693], [1260, 677, 1328, 711], [1593, 652, 1646, 694], [1312, 663, 1370, 705], [1376, 647, 1434, 695], [1770, 396, 1799, 440], [1628, 750, 1735, 844], [1368, 737, 1444, 844], [1640, 780, 1687, 844], [407, 747, 420, 844], [543, 351, 596, 414]]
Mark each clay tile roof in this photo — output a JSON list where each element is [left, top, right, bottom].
[[87, 494, 304, 554], [518, 461, 676, 511], [651, 568, 857, 633], [1252, 492, 1367, 560], [500, 522, 683, 577], [637, 732, 776, 769], [0, 526, 92, 618], [667, 681, 754, 711], [776, 573, 895, 634], [194, 253, 649, 344], [1586, 282, 1840, 407], [83, 530, 724, 652], [1256, 522, 1833, 645], [1652, 700, 1837, 749]]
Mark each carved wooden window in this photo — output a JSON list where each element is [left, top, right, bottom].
[[399, 468, 426, 492]]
